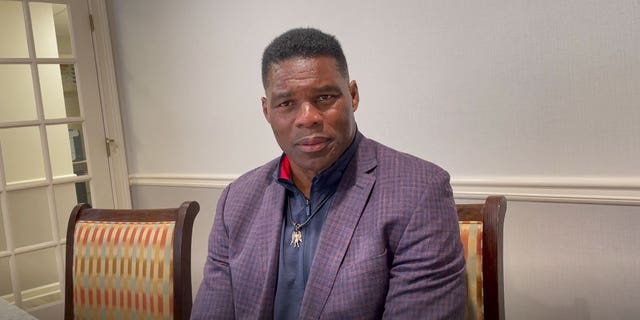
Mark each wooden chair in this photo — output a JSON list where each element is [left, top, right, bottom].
[[64, 201, 200, 320], [457, 196, 507, 320]]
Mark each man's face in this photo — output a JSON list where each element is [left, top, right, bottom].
[[262, 56, 359, 178]]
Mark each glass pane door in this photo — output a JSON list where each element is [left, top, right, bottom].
[[0, 0, 114, 313]]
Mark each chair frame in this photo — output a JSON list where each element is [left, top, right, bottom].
[[457, 195, 507, 320], [64, 201, 200, 320]]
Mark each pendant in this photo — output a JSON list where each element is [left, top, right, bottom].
[[290, 229, 302, 247]]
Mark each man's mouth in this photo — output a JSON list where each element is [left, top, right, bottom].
[[297, 136, 330, 153]]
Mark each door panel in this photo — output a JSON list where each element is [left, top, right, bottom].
[[0, 0, 115, 314]]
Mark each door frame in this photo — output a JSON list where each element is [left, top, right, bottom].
[[87, 0, 130, 208]]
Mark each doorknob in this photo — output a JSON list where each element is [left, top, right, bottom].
[[105, 138, 115, 156]]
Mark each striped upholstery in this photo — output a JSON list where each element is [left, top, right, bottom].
[[72, 221, 175, 320], [459, 221, 483, 320]]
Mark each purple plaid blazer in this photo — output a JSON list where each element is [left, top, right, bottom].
[[192, 135, 466, 319]]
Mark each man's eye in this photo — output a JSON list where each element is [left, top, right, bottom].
[[317, 95, 335, 102], [277, 101, 293, 108]]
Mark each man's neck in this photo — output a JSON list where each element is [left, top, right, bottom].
[[290, 165, 317, 199]]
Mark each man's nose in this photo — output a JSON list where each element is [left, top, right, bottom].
[[295, 102, 322, 128]]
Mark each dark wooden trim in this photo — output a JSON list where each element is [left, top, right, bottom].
[[457, 196, 507, 320], [173, 201, 199, 319], [64, 203, 91, 320]]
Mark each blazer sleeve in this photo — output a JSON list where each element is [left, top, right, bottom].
[[382, 169, 467, 319], [191, 186, 236, 320]]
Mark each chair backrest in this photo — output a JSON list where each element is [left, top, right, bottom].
[[64, 201, 200, 320], [457, 196, 506, 320]]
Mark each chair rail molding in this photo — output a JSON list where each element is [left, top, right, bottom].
[[129, 174, 640, 206], [129, 174, 237, 189], [452, 176, 640, 205]]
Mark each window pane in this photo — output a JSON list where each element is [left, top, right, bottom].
[[75, 181, 91, 205], [30, 3, 72, 58], [0, 127, 46, 185], [15, 248, 61, 309], [40, 64, 80, 119], [0, 65, 37, 123], [7, 187, 53, 248], [47, 123, 85, 179], [73, 161, 88, 178], [54, 181, 90, 240], [0, 1, 29, 58], [0, 256, 11, 298]]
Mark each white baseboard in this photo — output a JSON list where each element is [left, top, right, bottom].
[[129, 174, 640, 206], [2, 282, 61, 308]]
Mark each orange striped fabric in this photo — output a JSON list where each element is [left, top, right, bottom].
[[459, 221, 483, 320], [72, 221, 175, 320]]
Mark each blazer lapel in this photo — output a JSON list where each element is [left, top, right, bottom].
[[299, 140, 377, 319], [250, 180, 285, 318]]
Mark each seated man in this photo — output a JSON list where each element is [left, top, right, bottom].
[[192, 27, 466, 319]]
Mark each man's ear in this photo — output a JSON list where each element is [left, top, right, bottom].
[[261, 97, 271, 123], [349, 80, 359, 112]]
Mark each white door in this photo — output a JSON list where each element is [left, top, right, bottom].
[[0, 0, 117, 315]]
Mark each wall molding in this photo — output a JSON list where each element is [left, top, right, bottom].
[[129, 174, 640, 206], [130, 174, 237, 189], [451, 177, 640, 205]]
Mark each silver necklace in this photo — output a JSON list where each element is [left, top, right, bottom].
[[287, 193, 334, 247]]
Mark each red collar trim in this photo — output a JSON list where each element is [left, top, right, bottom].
[[279, 155, 292, 181]]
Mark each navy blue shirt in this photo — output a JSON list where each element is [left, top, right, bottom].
[[273, 133, 361, 320]]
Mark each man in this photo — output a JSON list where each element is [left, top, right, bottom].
[[192, 28, 466, 319]]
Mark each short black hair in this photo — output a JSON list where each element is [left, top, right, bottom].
[[261, 28, 349, 88]]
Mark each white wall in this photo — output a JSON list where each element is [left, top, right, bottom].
[[107, 0, 640, 319], [108, 0, 638, 178]]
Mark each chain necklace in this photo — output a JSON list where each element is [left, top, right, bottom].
[[287, 192, 334, 247]]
